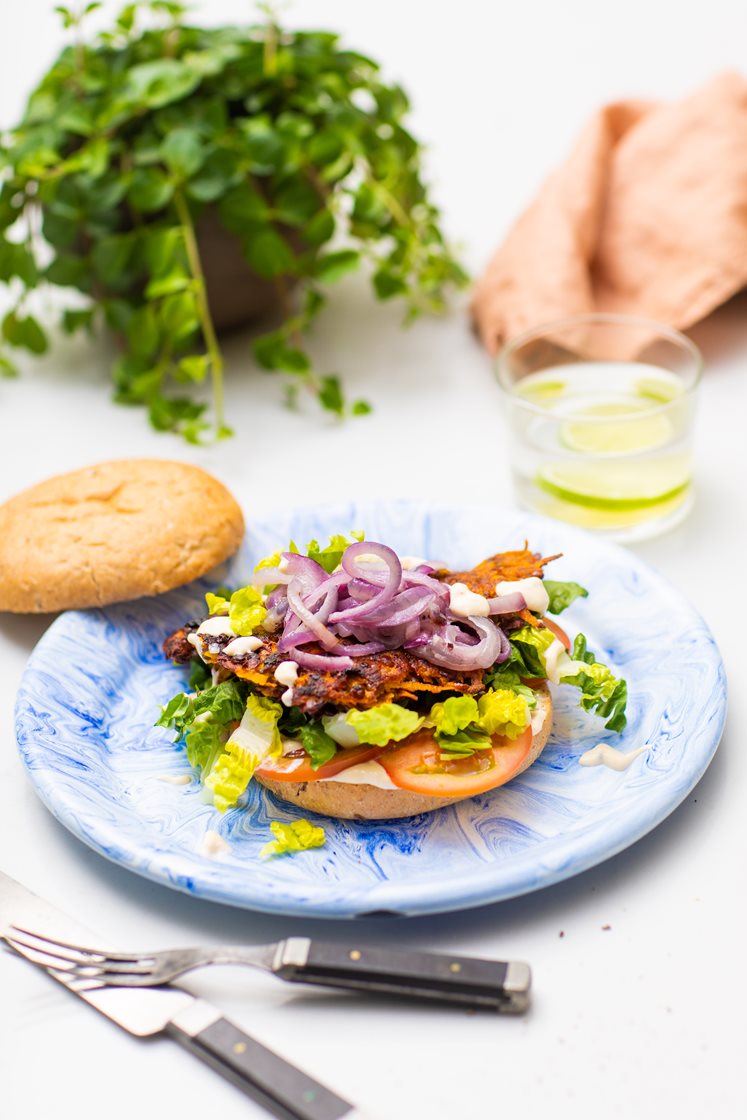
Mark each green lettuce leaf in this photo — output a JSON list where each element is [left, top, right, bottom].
[[205, 591, 229, 614], [228, 587, 267, 635], [347, 702, 423, 746], [306, 531, 365, 574], [483, 664, 537, 707], [204, 694, 283, 810], [157, 679, 249, 775], [436, 727, 492, 756], [201, 585, 268, 635], [204, 741, 259, 813], [429, 695, 479, 737], [504, 626, 627, 732], [477, 688, 530, 740], [543, 580, 589, 615], [277, 704, 308, 738], [156, 679, 246, 738], [188, 659, 211, 691], [254, 540, 299, 572], [156, 690, 193, 731], [185, 719, 227, 774], [428, 690, 530, 754], [509, 625, 556, 677], [298, 722, 338, 770], [559, 634, 628, 732], [260, 819, 326, 859]]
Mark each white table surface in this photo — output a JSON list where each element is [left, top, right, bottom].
[[1, 2, 745, 1117]]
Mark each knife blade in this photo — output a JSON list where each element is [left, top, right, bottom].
[[0, 870, 362, 1120]]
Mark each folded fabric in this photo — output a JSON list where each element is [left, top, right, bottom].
[[472, 72, 747, 353]]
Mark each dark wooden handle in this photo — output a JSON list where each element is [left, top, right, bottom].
[[170, 1015, 357, 1120], [276, 941, 530, 1012]]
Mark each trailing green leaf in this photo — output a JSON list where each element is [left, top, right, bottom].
[[544, 580, 589, 615]]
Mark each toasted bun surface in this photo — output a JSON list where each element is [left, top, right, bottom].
[[257, 685, 553, 820], [0, 459, 244, 613]]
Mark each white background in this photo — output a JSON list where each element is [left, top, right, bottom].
[[1, 2, 746, 1118]]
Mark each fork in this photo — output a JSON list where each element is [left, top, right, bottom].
[[3, 926, 531, 1012]]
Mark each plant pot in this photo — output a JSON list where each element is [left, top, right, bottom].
[[196, 208, 284, 334]]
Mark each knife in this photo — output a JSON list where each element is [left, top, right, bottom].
[[0, 870, 362, 1120]]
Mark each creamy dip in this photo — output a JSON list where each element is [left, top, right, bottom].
[[579, 743, 647, 771]]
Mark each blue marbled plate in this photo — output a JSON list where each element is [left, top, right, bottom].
[[15, 503, 726, 918]]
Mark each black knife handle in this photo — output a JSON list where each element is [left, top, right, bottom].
[[168, 1008, 359, 1120], [273, 938, 530, 1012]]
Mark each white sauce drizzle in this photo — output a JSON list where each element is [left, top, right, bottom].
[[542, 639, 589, 685], [579, 743, 648, 771], [530, 705, 547, 735], [494, 577, 549, 615], [449, 582, 490, 618], [200, 830, 231, 858], [274, 660, 299, 706], [224, 635, 263, 657], [197, 616, 236, 638], [318, 759, 399, 789], [274, 660, 299, 687], [187, 631, 206, 661]]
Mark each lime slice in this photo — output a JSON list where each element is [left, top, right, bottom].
[[516, 378, 566, 403], [635, 375, 682, 404], [536, 496, 677, 531], [537, 455, 691, 511], [560, 401, 672, 455]]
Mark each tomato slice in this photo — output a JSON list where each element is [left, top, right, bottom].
[[256, 743, 386, 783], [542, 617, 571, 651], [378, 726, 533, 797]]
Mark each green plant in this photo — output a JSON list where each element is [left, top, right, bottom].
[[0, 1, 467, 441]]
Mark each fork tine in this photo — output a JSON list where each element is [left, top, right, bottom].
[[88, 970, 163, 987], [5, 931, 97, 967], [2, 934, 81, 972], [83, 957, 157, 975], [8, 926, 147, 965], [8, 926, 107, 963]]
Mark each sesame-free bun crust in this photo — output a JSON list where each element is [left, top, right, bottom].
[[0, 459, 244, 613], [257, 685, 553, 821]]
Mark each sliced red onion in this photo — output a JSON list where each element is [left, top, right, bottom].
[[334, 640, 388, 656], [248, 540, 520, 675], [417, 616, 509, 670], [286, 583, 340, 650], [361, 585, 434, 628], [345, 579, 379, 602], [263, 591, 288, 632], [283, 553, 327, 592], [277, 628, 316, 651], [485, 592, 527, 615], [290, 648, 354, 672], [400, 568, 451, 604], [329, 543, 402, 623]]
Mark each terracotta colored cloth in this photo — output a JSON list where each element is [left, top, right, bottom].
[[472, 72, 747, 353]]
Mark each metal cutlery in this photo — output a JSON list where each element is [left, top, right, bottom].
[[0, 870, 362, 1120], [4, 924, 531, 1012]]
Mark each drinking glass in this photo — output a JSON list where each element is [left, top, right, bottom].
[[495, 314, 703, 542]]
